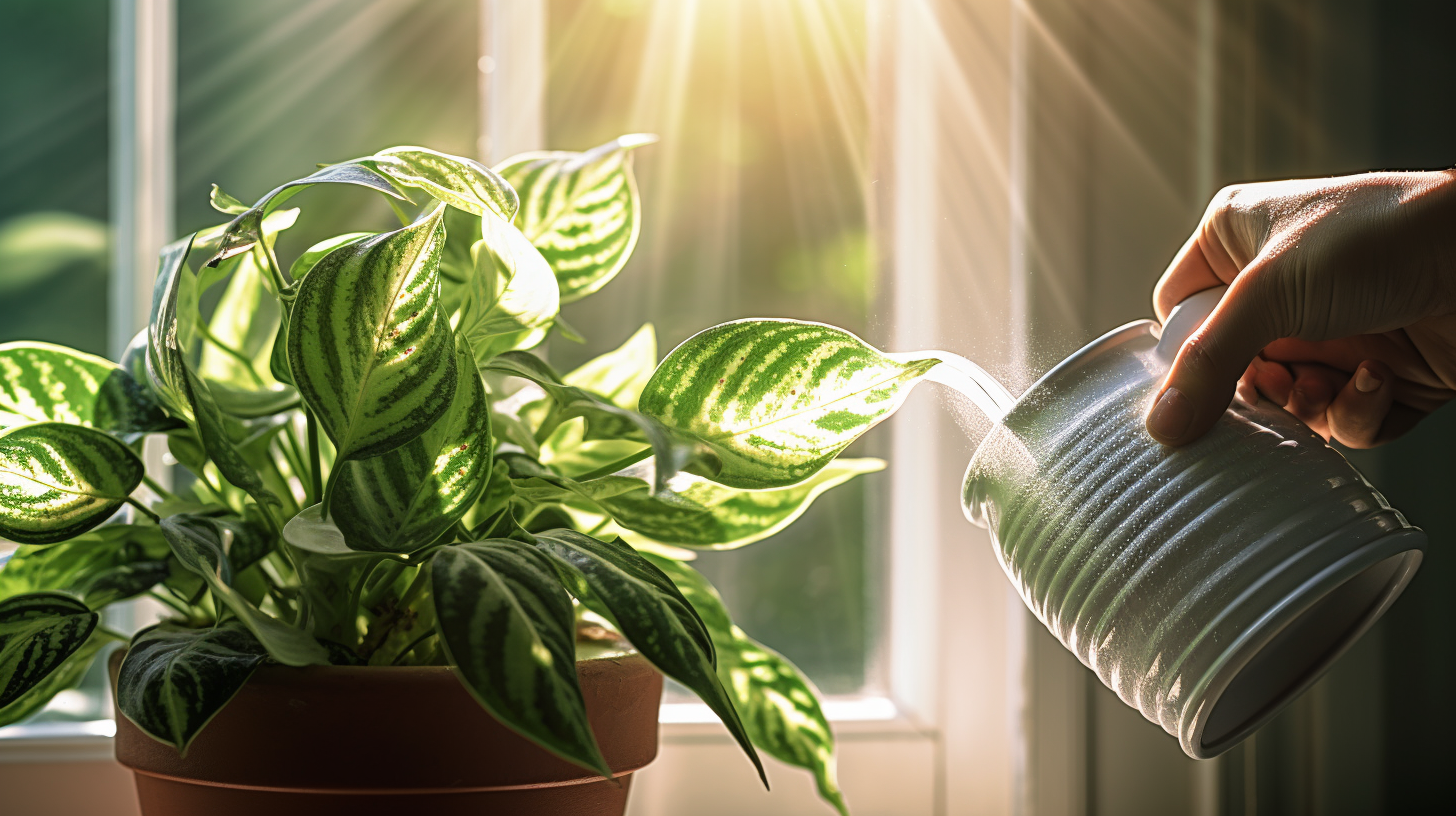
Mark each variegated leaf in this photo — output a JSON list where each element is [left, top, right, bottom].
[[79, 560, 171, 608], [116, 621, 267, 753], [641, 320, 939, 489], [455, 213, 560, 366], [205, 161, 408, 267], [496, 134, 656, 303], [0, 525, 168, 600], [145, 235, 201, 421], [370, 147, 518, 220], [0, 592, 97, 709], [333, 338, 492, 553], [162, 514, 326, 667], [517, 458, 883, 550], [288, 205, 457, 471], [532, 529, 767, 785], [0, 423, 144, 545], [649, 557, 846, 815], [0, 343, 173, 434], [0, 625, 117, 727], [432, 540, 610, 777], [563, 323, 657, 410]]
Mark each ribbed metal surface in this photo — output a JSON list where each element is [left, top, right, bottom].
[[963, 320, 1421, 755]]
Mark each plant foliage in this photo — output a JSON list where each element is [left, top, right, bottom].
[[0, 136, 945, 814]]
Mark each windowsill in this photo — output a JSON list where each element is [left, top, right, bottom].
[[0, 720, 116, 764]]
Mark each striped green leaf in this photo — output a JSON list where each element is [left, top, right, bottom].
[[79, 560, 171, 608], [532, 529, 768, 786], [0, 525, 168, 600], [0, 625, 117, 727], [333, 338, 493, 553], [564, 323, 657, 410], [0, 423, 145, 545], [116, 621, 267, 753], [205, 161, 408, 267], [455, 213, 560, 365], [0, 592, 97, 708], [516, 458, 883, 550], [496, 134, 656, 303], [182, 368, 283, 514], [0, 342, 173, 434], [288, 205, 457, 468], [162, 514, 326, 667], [370, 147, 518, 220], [649, 557, 846, 815], [432, 540, 610, 777], [641, 320, 939, 489]]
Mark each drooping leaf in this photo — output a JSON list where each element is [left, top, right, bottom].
[[485, 352, 717, 494], [640, 320, 938, 489], [288, 205, 457, 465], [161, 514, 326, 666], [532, 530, 768, 785], [0, 626, 118, 727], [0, 342, 174, 434], [431, 540, 610, 777], [455, 213, 560, 365], [208, 184, 249, 215], [205, 161, 408, 267], [116, 621, 267, 753], [0, 525, 165, 602], [368, 147, 518, 220], [563, 323, 657, 410], [0, 423, 145, 545], [0, 592, 97, 708], [497, 134, 656, 302], [649, 557, 846, 815], [80, 560, 171, 608], [333, 339, 492, 553], [516, 458, 884, 550]]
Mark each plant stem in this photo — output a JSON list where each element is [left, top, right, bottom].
[[306, 411, 324, 507], [360, 562, 407, 611], [254, 242, 291, 292], [387, 198, 412, 227], [194, 318, 266, 387], [319, 462, 342, 520], [147, 590, 191, 616], [141, 474, 177, 501], [572, 448, 653, 482], [390, 627, 437, 666], [125, 497, 161, 524]]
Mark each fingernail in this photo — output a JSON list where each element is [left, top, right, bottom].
[[1148, 387, 1194, 441], [1355, 367, 1382, 393]]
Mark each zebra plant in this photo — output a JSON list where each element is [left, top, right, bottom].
[[0, 136, 943, 815]]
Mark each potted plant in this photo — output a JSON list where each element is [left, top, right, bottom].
[[0, 136, 942, 815]]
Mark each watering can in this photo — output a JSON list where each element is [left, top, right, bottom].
[[961, 286, 1425, 759]]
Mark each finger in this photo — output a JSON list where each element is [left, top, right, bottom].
[[1328, 361, 1396, 448], [1250, 357, 1294, 407], [1236, 366, 1260, 407], [1262, 333, 1446, 391], [1147, 274, 1286, 446], [1154, 232, 1224, 321], [1285, 363, 1345, 439]]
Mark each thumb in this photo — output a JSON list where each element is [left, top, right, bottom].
[[1145, 280, 1283, 446]]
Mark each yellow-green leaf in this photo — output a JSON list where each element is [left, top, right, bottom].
[[455, 213, 560, 366], [0, 423, 145, 545], [370, 146, 518, 221], [0, 342, 173, 434]]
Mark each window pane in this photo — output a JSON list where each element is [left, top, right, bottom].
[[0, 0, 114, 725], [545, 0, 881, 696]]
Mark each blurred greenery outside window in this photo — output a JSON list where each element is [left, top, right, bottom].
[[1, 0, 883, 731]]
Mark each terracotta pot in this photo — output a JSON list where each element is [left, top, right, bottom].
[[110, 650, 662, 816]]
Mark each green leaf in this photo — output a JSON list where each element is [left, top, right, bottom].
[[182, 368, 283, 514], [0, 423, 145, 545], [0, 342, 175, 434], [641, 320, 938, 489], [455, 213, 560, 365], [532, 530, 768, 785], [288, 205, 457, 464], [369, 147, 519, 220], [648, 557, 846, 815], [116, 621, 267, 753], [197, 214, 297, 409], [563, 323, 657, 410], [497, 134, 656, 303], [431, 540, 610, 777], [287, 232, 373, 283], [518, 458, 883, 550], [161, 514, 326, 666], [332, 339, 492, 553], [0, 592, 97, 708], [208, 184, 249, 215], [80, 560, 171, 608], [0, 525, 168, 600], [0, 626, 117, 727]]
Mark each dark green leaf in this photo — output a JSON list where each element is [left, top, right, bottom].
[[369, 147, 518, 220], [432, 540, 610, 777], [0, 592, 97, 708], [0, 423, 145, 544], [0, 525, 167, 600], [333, 338, 492, 553], [288, 205, 457, 464], [640, 319, 938, 488], [81, 560, 171, 608], [496, 135, 655, 302], [0, 342, 175, 434], [116, 621, 267, 752], [162, 514, 326, 666], [0, 626, 118, 727]]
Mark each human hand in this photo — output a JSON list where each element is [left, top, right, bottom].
[[1145, 170, 1456, 448]]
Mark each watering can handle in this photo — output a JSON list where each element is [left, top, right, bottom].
[[1153, 285, 1230, 365]]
